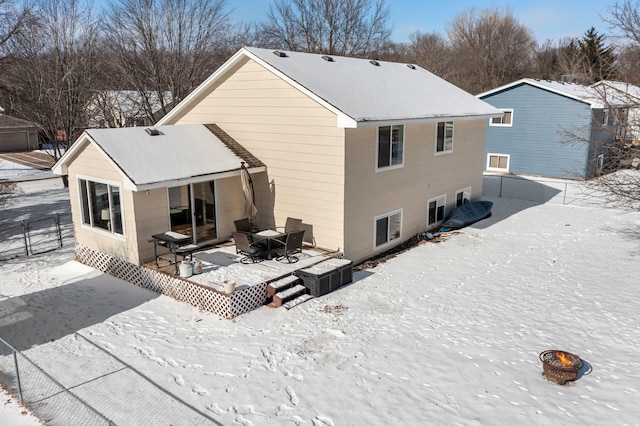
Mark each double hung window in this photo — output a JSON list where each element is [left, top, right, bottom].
[[377, 125, 404, 169], [436, 121, 453, 153]]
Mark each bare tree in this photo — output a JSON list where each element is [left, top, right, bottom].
[[447, 7, 535, 94], [1, 0, 100, 159], [263, 0, 392, 57], [0, 0, 32, 60], [406, 31, 458, 82], [101, 0, 231, 120], [571, 0, 640, 208]]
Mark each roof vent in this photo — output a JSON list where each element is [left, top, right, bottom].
[[369, 60, 380, 66], [406, 64, 416, 70], [321, 55, 334, 62], [145, 127, 160, 136], [273, 50, 287, 57]]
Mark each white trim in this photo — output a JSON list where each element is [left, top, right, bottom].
[[130, 166, 266, 192], [373, 208, 403, 250], [158, 47, 502, 129], [158, 48, 357, 128], [489, 108, 514, 127], [477, 78, 604, 108], [486, 153, 510, 172], [375, 124, 405, 172], [52, 132, 137, 191], [427, 194, 446, 229]]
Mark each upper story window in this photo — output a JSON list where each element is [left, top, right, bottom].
[[78, 178, 123, 236], [377, 125, 404, 170], [436, 121, 453, 154], [490, 109, 513, 127]]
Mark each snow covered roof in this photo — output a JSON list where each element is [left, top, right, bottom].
[[52, 123, 265, 191], [159, 47, 502, 128], [477, 78, 604, 108], [591, 81, 640, 107]]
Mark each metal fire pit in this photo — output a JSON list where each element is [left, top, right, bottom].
[[539, 350, 583, 385]]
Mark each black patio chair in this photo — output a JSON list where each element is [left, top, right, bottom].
[[277, 217, 303, 233], [273, 229, 305, 263], [232, 232, 265, 264], [234, 217, 253, 234]]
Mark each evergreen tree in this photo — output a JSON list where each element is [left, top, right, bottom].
[[580, 27, 617, 83]]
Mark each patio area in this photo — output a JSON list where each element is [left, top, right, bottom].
[[148, 242, 334, 294]]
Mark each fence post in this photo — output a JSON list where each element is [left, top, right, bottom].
[[12, 351, 23, 404], [20, 220, 29, 256], [55, 213, 63, 248]]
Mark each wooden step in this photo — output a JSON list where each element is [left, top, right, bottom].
[[267, 275, 300, 298], [284, 294, 314, 310], [273, 284, 307, 307]]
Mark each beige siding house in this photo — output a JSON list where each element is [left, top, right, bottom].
[[53, 123, 265, 265], [158, 47, 500, 263], [54, 47, 500, 266]]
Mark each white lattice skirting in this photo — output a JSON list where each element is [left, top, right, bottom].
[[74, 244, 267, 319]]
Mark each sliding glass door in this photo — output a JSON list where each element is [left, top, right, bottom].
[[168, 181, 217, 243]]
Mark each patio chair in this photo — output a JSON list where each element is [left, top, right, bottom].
[[232, 232, 265, 264], [278, 217, 303, 233], [234, 217, 253, 234], [274, 229, 305, 263]]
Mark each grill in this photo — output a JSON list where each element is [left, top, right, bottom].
[[539, 350, 582, 385]]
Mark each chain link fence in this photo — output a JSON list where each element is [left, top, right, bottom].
[[0, 337, 114, 425], [0, 214, 69, 261]]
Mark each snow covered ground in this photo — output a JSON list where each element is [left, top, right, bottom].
[[1, 169, 640, 425]]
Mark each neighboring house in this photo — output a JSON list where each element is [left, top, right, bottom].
[[54, 47, 500, 266], [591, 80, 640, 142], [87, 91, 172, 128], [478, 78, 628, 179], [0, 109, 39, 152]]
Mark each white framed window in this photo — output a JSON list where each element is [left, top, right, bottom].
[[377, 125, 404, 170], [486, 153, 510, 172], [455, 187, 471, 207], [490, 109, 514, 127], [435, 121, 453, 154], [427, 195, 446, 229], [374, 209, 402, 248], [78, 177, 123, 236]]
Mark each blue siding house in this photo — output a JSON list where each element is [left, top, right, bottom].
[[477, 79, 614, 179]]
